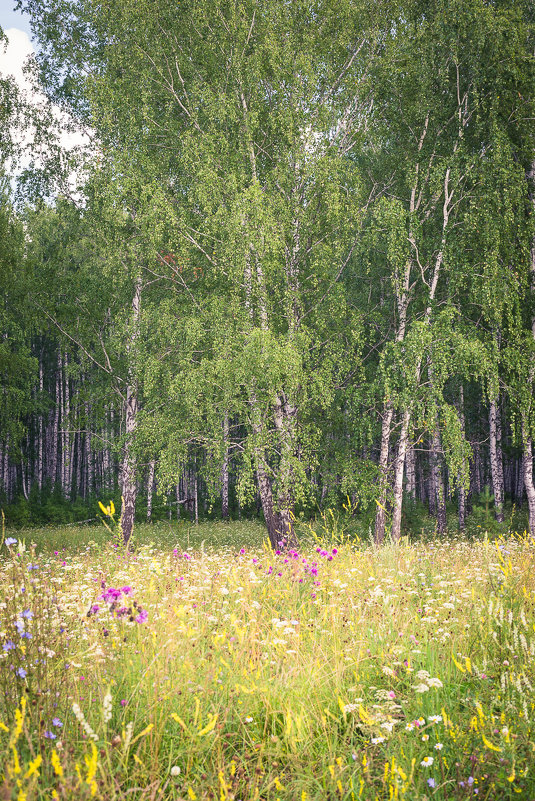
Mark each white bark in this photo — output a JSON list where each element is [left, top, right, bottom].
[[147, 459, 155, 522], [391, 409, 411, 541], [489, 398, 505, 522], [120, 276, 142, 546], [221, 413, 229, 519]]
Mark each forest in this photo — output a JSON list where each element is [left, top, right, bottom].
[[1, 0, 535, 547]]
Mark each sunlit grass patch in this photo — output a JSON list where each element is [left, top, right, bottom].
[[1, 526, 534, 799]]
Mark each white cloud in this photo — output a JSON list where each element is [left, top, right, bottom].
[[0, 27, 33, 89], [0, 27, 92, 196]]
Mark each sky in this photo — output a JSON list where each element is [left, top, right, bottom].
[[0, 3, 90, 193]]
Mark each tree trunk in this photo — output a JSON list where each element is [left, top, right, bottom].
[[51, 350, 61, 488], [523, 161, 535, 535], [405, 442, 416, 500], [62, 352, 72, 498], [120, 276, 142, 547], [146, 459, 155, 522], [515, 457, 524, 507], [374, 404, 394, 544], [430, 426, 447, 533], [221, 412, 229, 519], [391, 409, 411, 541], [256, 460, 282, 549], [85, 400, 93, 498], [489, 397, 505, 522], [522, 431, 535, 536], [37, 351, 44, 492], [273, 395, 297, 547], [457, 385, 467, 532], [194, 455, 199, 525]]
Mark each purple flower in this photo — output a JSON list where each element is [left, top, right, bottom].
[[120, 699, 127, 707], [121, 586, 132, 595], [21, 610, 33, 619], [240, 548, 245, 554], [17, 668, 27, 678], [44, 731, 56, 739], [427, 778, 436, 788], [467, 777, 474, 787], [135, 609, 148, 624], [52, 717, 63, 727], [3, 641, 15, 651], [5, 537, 17, 546]]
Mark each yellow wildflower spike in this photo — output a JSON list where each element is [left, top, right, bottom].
[[130, 723, 154, 744], [188, 789, 197, 800], [198, 713, 218, 737], [171, 713, 190, 732], [109, 500, 115, 515], [481, 733, 502, 752], [11, 745, 21, 775], [51, 749, 63, 777], [451, 653, 465, 673], [25, 754, 42, 779]]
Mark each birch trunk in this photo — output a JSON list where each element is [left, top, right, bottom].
[[515, 457, 524, 507], [523, 160, 535, 535], [522, 431, 535, 536], [405, 442, 416, 500], [193, 454, 199, 525], [391, 409, 411, 541], [431, 426, 447, 533], [457, 385, 467, 531], [120, 276, 142, 547], [62, 352, 72, 498], [147, 459, 155, 522], [374, 405, 394, 544], [428, 442, 437, 517], [51, 351, 61, 488], [489, 398, 505, 522], [37, 352, 44, 491], [221, 413, 229, 519], [85, 400, 93, 498]]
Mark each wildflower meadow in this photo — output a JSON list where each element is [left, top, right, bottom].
[[1, 515, 535, 800]]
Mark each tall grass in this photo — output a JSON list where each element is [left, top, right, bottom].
[[1, 518, 534, 799]]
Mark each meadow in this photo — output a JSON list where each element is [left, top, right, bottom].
[[1, 515, 534, 800]]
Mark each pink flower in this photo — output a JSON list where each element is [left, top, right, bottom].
[[387, 690, 396, 699]]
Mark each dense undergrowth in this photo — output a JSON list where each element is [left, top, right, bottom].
[[1, 516, 534, 800]]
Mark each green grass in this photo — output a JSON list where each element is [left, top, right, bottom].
[[13, 518, 268, 555], [1, 521, 535, 800]]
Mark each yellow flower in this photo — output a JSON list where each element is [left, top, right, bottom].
[[25, 754, 42, 779], [51, 749, 63, 777], [98, 500, 115, 516]]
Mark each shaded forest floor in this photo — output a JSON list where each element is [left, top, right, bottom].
[[1, 523, 534, 800]]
